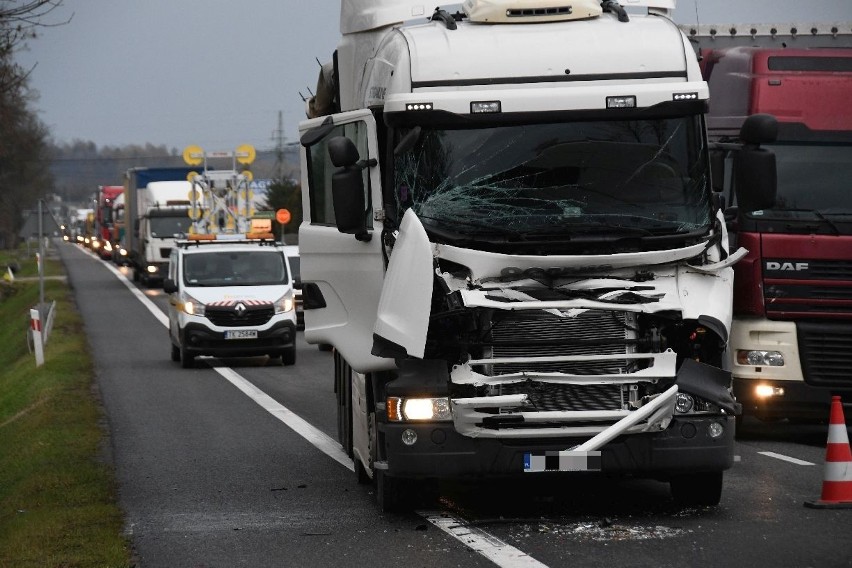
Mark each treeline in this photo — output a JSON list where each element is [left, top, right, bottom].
[[0, 1, 59, 248]]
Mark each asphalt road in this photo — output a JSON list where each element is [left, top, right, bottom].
[[57, 241, 852, 568]]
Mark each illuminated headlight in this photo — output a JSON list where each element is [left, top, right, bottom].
[[470, 100, 501, 114], [91, 239, 101, 249], [387, 396, 452, 422], [118, 248, 128, 257], [736, 350, 784, 366], [755, 384, 785, 398], [63, 235, 70, 241], [274, 293, 294, 314], [180, 294, 205, 316], [675, 393, 695, 414], [146, 265, 159, 274], [103, 241, 113, 252], [606, 95, 636, 108]]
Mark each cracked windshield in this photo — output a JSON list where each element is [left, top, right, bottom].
[[393, 117, 711, 241]]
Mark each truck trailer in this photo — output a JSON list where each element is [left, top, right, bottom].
[[687, 22, 852, 421], [298, 0, 776, 510]]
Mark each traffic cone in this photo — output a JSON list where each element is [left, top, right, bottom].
[[805, 396, 852, 509]]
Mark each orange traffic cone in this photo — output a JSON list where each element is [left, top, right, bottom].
[[805, 396, 852, 509]]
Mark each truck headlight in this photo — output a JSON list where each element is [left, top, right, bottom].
[[736, 350, 784, 366], [387, 397, 452, 422], [180, 294, 205, 316], [274, 293, 294, 314]]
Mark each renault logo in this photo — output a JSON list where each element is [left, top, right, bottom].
[[234, 302, 247, 315]]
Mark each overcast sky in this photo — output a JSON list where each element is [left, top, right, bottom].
[[14, 0, 852, 152]]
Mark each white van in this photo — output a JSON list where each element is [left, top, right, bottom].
[[164, 237, 298, 368]]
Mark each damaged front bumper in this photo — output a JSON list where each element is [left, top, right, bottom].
[[378, 357, 738, 479]]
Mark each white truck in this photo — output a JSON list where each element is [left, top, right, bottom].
[[164, 147, 299, 368], [298, 0, 777, 510], [124, 168, 197, 286]]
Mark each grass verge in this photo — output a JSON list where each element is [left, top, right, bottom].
[[0, 247, 132, 567]]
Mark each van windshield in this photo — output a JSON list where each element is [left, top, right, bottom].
[[183, 250, 288, 286]]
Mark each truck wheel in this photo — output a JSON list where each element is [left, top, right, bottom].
[[180, 344, 195, 369], [376, 470, 412, 513], [170, 343, 180, 362], [282, 347, 296, 366], [670, 471, 723, 507]]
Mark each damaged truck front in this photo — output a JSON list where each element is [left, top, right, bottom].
[[298, 0, 777, 511]]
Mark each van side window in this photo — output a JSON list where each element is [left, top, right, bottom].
[[306, 120, 371, 227]]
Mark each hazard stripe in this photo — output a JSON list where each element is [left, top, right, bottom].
[[826, 442, 852, 463], [827, 424, 851, 445], [823, 461, 852, 483]]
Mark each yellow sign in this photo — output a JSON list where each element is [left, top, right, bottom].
[[183, 146, 204, 166], [251, 218, 272, 233], [235, 144, 256, 165]]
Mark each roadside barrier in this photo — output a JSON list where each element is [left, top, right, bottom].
[[805, 396, 852, 509]]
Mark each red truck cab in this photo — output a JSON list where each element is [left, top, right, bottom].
[[704, 46, 852, 421]]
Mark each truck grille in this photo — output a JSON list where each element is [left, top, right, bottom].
[[488, 310, 634, 375], [498, 381, 624, 411], [797, 321, 852, 387], [206, 303, 274, 327]]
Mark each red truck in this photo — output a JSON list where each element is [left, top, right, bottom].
[[93, 185, 124, 260], [690, 23, 852, 421]]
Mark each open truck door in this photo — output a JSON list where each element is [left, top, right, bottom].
[[299, 109, 394, 373]]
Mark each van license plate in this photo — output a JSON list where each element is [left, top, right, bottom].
[[225, 330, 258, 340]]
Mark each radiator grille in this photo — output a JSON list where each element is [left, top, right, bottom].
[[206, 304, 273, 327], [488, 310, 634, 375], [498, 381, 624, 411], [798, 321, 852, 387]]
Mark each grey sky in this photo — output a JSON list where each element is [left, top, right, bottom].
[[15, 0, 852, 152]]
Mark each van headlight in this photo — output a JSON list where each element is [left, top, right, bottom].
[[274, 292, 294, 314], [386, 397, 452, 422], [180, 294, 205, 316]]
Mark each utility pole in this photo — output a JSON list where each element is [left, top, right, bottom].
[[271, 110, 286, 181]]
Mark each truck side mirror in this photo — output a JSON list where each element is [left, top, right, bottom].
[[328, 136, 373, 241], [163, 278, 178, 294], [733, 114, 778, 213]]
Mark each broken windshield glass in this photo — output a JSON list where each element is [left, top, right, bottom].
[[392, 117, 710, 242]]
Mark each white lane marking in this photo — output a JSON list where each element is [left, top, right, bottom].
[[213, 365, 353, 471], [91, 245, 547, 568], [758, 451, 816, 466], [420, 511, 548, 568]]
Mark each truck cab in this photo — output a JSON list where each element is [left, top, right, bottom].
[[164, 236, 298, 368]]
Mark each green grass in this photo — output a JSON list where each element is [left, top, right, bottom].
[[0, 247, 132, 567]]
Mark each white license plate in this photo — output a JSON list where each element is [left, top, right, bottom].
[[224, 330, 258, 340], [524, 451, 602, 472]]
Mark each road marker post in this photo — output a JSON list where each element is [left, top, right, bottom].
[[30, 308, 44, 367]]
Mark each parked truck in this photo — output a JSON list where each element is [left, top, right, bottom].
[[684, 22, 852, 421], [123, 167, 199, 286], [297, 0, 776, 510]]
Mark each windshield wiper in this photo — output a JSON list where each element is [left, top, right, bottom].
[[781, 209, 841, 235]]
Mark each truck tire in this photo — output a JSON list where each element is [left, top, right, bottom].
[[282, 347, 296, 366], [376, 470, 412, 513], [170, 343, 180, 362], [670, 471, 723, 507]]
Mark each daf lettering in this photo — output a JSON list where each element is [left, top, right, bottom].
[[766, 262, 809, 271]]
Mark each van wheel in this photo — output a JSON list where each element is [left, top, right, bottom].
[[170, 343, 180, 362], [282, 347, 296, 366], [180, 344, 195, 369]]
